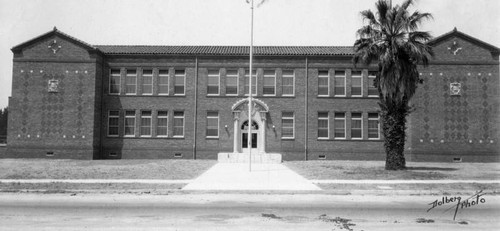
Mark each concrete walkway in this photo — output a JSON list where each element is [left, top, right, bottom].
[[182, 163, 322, 191]]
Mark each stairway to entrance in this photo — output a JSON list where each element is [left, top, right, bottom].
[[217, 152, 282, 164]]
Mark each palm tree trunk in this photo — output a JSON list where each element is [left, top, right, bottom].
[[380, 104, 407, 170]]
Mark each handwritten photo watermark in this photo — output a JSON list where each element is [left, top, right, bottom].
[[427, 190, 487, 220]]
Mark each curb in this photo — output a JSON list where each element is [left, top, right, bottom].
[[0, 179, 192, 184]]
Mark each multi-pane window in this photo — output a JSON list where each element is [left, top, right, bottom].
[[142, 69, 153, 95], [125, 69, 137, 95], [158, 69, 169, 95], [351, 112, 362, 139], [281, 112, 294, 139], [124, 110, 136, 136], [109, 69, 121, 94], [318, 112, 329, 139], [334, 112, 346, 139], [226, 70, 238, 95], [263, 70, 276, 95], [207, 70, 220, 95], [174, 69, 185, 95], [108, 110, 119, 136], [368, 71, 378, 97], [140, 111, 152, 137], [282, 70, 294, 96], [368, 113, 380, 139], [351, 71, 362, 96], [334, 70, 346, 96], [318, 70, 329, 96], [244, 70, 257, 96], [173, 111, 184, 137], [157, 111, 168, 137], [206, 111, 219, 138]]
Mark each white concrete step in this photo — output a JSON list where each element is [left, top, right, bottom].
[[217, 152, 282, 164]]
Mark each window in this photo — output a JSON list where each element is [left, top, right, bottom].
[[157, 111, 168, 137], [334, 70, 346, 96], [124, 110, 136, 137], [334, 112, 346, 139], [368, 71, 378, 97], [109, 69, 120, 94], [173, 111, 184, 137], [244, 70, 257, 96], [318, 70, 329, 96], [206, 111, 219, 138], [263, 70, 276, 96], [351, 71, 362, 97], [142, 69, 153, 95], [368, 113, 380, 139], [125, 69, 137, 95], [281, 112, 294, 139], [108, 110, 119, 136], [207, 69, 220, 95], [318, 112, 329, 139], [174, 69, 185, 95], [282, 70, 294, 96], [158, 69, 169, 95], [351, 112, 362, 139], [226, 70, 238, 95], [140, 110, 152, 137]]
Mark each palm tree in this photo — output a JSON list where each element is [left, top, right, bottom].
[[353, 0, 434, 170]]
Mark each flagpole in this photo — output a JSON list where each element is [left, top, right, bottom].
[[248, 0, 254, 172]]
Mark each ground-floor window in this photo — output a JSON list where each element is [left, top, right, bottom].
[[140, 110, 152, 137], [108, 110, 119, 136], [281, 111, 294, 139], [173, 111, 185, 137], [334, 112, 346, 139], [317, 112, 329, 139], [124, 110, 136, 136], [351, 112, 362, 139], [206, 111, 219, 138], [368, 112, 380, 139], [157, 111, 168, 137]]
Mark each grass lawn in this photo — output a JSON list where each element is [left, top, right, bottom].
[[0, 159, 216, 180], [284, 160, 500, 180]]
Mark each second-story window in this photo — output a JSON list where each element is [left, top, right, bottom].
[[263, 70, 276, 96], [225, 70, 238, 96], [109, 69, 121, 95], [207, 69, 220, 95], [244, 70, 257, 96], [174, 69, 185, 95], [368, 71, 378, 97], [334, 70, 346, 96], [158, 69, 169, 95], [351, 70, 362, 97], [318, 70, 329, 96], [142, 69, 153, 95], [125, 69, 137, 95], [282, 70, 294, 96]]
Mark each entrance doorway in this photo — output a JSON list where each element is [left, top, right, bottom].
[[241, 120, 258, 152]]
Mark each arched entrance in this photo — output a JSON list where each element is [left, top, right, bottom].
[[231, 98, 269, 154]]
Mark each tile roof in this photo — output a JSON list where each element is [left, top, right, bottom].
[[94, 45, 355, 56]]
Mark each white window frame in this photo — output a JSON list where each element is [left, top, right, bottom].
[[263, 70, 276, 96], [156, 110, 168, 137], [107, 110, 119, 137], [124, 110, 136, 137], [158, 69, 169, 95], [368, 71, 378, 97], [281, 70, 295, 96], [109, 69, 121, 95], [368, 113, 380, 140], [317, 112, 329, 139], [334, 112, 346, 139], [225, 70, 239, 96], [281, 111, 295, 139], [173, 111, 185, 138], [351, 70, 363, 97], [174, 69, 186, 96], [207, 69, 220, 96], [140, 110, 152, 137], [141, 69, 153, 95], [206, 111, 219, 138], [351, 112, 363, 140], [244, 70, 257, 96], [125, 69, 137, 95], [317, 70, 329, 97], [334, 70, 346, 97]]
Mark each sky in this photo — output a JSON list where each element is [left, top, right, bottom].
[[0, 0, 498, 108]]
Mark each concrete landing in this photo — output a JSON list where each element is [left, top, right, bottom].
[[217, 152, 282, 164], [182, 163, 321, 191]]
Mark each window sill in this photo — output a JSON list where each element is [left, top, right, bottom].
[[281, 137, 295, 140]]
